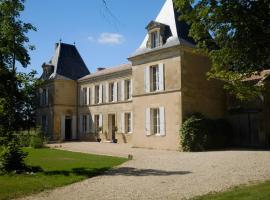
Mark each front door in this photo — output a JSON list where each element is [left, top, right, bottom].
[[65, 118, 72, 140], [108, 114, 116, 141]]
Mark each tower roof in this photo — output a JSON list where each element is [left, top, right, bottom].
[[42, 42, 90, 80], [129, 0, 194, 58]]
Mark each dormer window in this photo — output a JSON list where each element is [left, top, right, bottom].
[[151, 31, 159, 48], [146, 21, 172, 49]]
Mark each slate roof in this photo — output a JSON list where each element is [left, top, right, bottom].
[[42, 43, 90, 80], [129, 0, 195, 58], [79, 64, 132, 81]]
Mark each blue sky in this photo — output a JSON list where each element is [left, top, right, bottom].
[[20, 0, 165, 75]]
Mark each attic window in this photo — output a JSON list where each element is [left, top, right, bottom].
[[146, 21, 172, 49], [151, 31, 160, 48]]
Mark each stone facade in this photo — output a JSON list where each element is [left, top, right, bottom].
[[37, 0, 269, 150]]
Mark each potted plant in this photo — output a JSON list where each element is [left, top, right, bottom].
[[96, 126, 103, 142], [112, 126, 118, 143]]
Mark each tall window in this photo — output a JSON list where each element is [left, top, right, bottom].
[[41, 115, 48, 133], [88, 88, 91, 105], [125, 113, 132, 133], [109, 83, 114, 102], [151, 31, 159, 48], [41, 88, 48, 105], [151, 108, 160, 134], [83, 88, 87, 105], [150, 65, 159, 92], [95, 85, 100, 104], [94, 115, 100, 132], [125, 80, 132, 100], [82, 115, 87, 133]]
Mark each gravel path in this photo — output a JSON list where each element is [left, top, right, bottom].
[[20, 142, 270, 200]]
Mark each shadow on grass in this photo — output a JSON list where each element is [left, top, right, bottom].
[[44, 167, 110, 177], [43, 167, 191, 177]]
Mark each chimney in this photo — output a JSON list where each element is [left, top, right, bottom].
[[97, 67, 106, 72]]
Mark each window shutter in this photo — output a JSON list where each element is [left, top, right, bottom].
[[144, 66, 150, 93], [39, 88, 42, 105], [121, 112, 125, 133], [89, 114, 93, 133], [80, 88, 83, 105], [130, 112, 133, 133], [46, 88, 49, 105], [158, 63, 164, 91], [79, 114, 83, 134], [61, 115, 65, 140], [99, 114, 103, 128], [105, 82, 109, 103], [99, 84, 103, 104], [130, 79, 133, 99], [113, 82, 118, 102], [72, 115, 77, 139], [159, 107, 165, 136], [121, 80, 125, 101], [86, 115, 90, 133], [86, 88, 89, 105], [145, 108, 151, 135], [91, 87, 95, 105]]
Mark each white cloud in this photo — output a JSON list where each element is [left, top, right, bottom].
[[87, 36, 95, 42], [98, 33, 125, 45]]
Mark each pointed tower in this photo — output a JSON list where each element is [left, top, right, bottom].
[[129, 0, 194, 58], [128, 0, 226, 151], [37, 43, 90, 141]]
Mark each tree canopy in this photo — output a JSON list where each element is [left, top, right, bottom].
[[174, 0, 270, 100], [0, 0, 37, 138]]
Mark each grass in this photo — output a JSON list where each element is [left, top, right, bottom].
[[0, 147, 127, 200], [193, 181, 270, 200]]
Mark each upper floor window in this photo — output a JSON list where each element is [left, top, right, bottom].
[[109, 83, 114, 102], [83, 88, 87, 105], [95, 85, 100, 104], [150, 65, 159, 92], [41, 88, 48, 106], [145, 64, 164, 93], [125, 80, 132, 100]]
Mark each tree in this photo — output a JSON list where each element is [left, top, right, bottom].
[[0, 0, 36, 172], [0, 0, 36, 139], [174, 0, 270, 100]]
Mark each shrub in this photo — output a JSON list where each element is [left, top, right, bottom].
[[180, 114, 209, 151], [30, 135, 44, 148], [29, 127, 45, 149], [0, 140, 28, 173], [180, 114, 232, 152], [19, 134, 31, 147]]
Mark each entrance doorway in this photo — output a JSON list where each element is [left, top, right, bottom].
[[108, 114, 116, 142], [65, 117, 72, 140]]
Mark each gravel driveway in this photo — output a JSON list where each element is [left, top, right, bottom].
[[20, 142, 270, 200]]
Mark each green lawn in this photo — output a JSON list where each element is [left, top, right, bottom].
[[193, 181, 270, 200], [0, 148, 127, 200]]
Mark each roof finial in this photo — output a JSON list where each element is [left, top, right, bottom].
[[59, 38, 62, 44], [73, 42, 76, 46]]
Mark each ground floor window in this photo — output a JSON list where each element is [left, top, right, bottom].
[[151, 108, 160, 134], [125, 112, 132, 133], [41, 115, 48, 133], [82, 115, 87, 133]]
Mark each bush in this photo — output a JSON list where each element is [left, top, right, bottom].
[[0, 140, 28, 173], [180, 114, 232, 152], [19, 134, 31, 147], [30, 135, 44, 149]]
